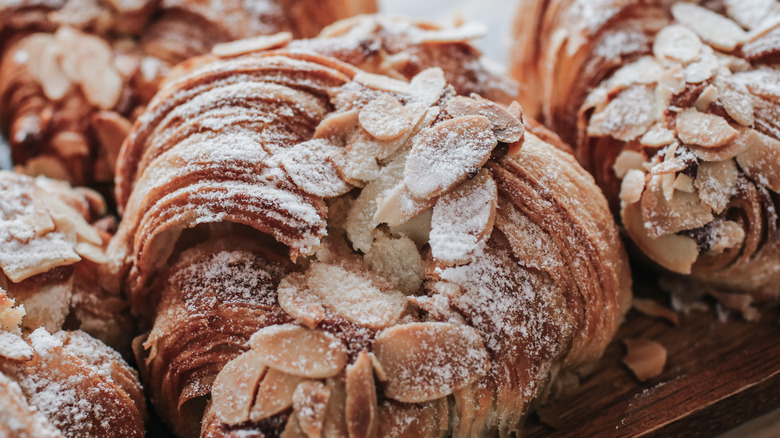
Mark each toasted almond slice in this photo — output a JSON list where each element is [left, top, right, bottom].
[[277, 273, 325, 329], [430, 169, 497, 266], [587, 85, 656, 141], [354, 71, 411, 94], [716, 77, 754, 127], [50, 131, 90, 158], [38, 191, 102, 246], [653, 25, 703, 64], [620, 169, 646, 205], [650, 157, 688, 175], [293, 381, 330, 438], [735, 129, 780, 192], [641, 175, 714, 237], [280, 139, 353, 198], [39, 42, 72, 100], [374, 182, 436, 227], [725, 0, 774, 29], [640, 124, 676, 148], [344, 133, 381, 182], [250, 369, 304, 422], [613, 150, 647, 178], [676, 108, 738, 148], [706, 219, 745, 255], [373, 322, 489, 403], [695, 84, 719, 112], [0, 332, 33, 360], [211, 351, 267, 425], [623, 339, 667, 381], [359, 94, 412, 141], [314, 110, 359, 139], [633, 298, 680, 325], [684, 46, 718, 83], [610, 56, 664, 87], [346, 351, 378, 438], [671, 3, 747, 51], [695, 159, 739, 213], [75, 241, 108, 264], [445, 95, 524, 143], [687, 127, 756, 161], [364, 234, 423, 294], [84, 67, 123, 110], [306, 263, 407, 329], [410, 67, 447, 106], [249, 324, 347, 379], [622, 201, 700, 274], [404, 115, 497, 200], [92, 111, 131, 171], [212, 32, 292, 57], [674, 173, 695, 193]]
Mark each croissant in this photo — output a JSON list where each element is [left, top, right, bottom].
[[110, 19, 631, 438], [0, 170, 132, 349], [0, 288, 146, 437], [512, 0, 780, 299], [0, 0, 377, 186]]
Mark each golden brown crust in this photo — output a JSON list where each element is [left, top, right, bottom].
[[512, 0, 780, 299]]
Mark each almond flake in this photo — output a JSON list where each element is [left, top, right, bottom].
[[622, 338, 667, 381], [672, 3, 747, 51], [364, 234, 423, 294], [346, 351, 378, 438], [314, 110, 359, 139], [373, 183, 435, 227], [211, 351, 267, 425], [687, 127, 756, 161], [51, 131, 90, 158], [695, 84, 719, 111], [610, 57, 664, 87], [250, 369, 304, 422], [410, 68, 447, 106], [306, 263, 407, 329], [684, 46, 718, 83], [641, 175, 714, 237], [633, 298, 680, 325], [249, 324, 347, 378], [695, 159, 739, 213], [640, 124, 676, 147], [92, 111, 132, 171], [706, 219, 745, 255], [622, 202, 700, 274], [676, 108, 738, 147], [373, 322, 489, 403], [429, 169, 497, 266], [587, 85, 656, 141], [725, 0, 774, 29], [280, 139, 353, 198], [404, 115, 496, 200], [212, 32, 293, 57], [416, 22, 487, 44], [445, 95, 524, 143], [39, 42, 72, 100], [674, 173, 695, 193], [354, 71, 411, 94], [735, 129, 780, 191], [359, 95, 412, 141], [277, 273, 325, 329], [716, 77, 754, 127], [613, 150, 647, 178], [74, 241, 108, 264], [653, 25, 703, 64], [620, 169, 646, 205], [293, 381, 330, 438]]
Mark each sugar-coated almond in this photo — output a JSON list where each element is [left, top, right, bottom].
[[359, 94, 412, 141], [735, 129, 780, 192]]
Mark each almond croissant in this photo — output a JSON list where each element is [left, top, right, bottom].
[[0, 0, 377, 186], [512, 0, 780, 299], [108, 21, 631, 438]]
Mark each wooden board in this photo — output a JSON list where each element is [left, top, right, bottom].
[[526, 268, 780, 438]]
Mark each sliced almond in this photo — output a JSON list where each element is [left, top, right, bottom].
[[620, 169, 646, 205], [314, 110, 359, 140], [346, 351, 378, 438], [695, 159, 739, 213], [588, 85, 656, 141], [211, 32, 292, 57], [74, 241, 108, 264], [277, 273, 325, 329], [293, 381, 330, 438], [50, 131, 90, 158], [344, 133, 381, 183], [736, 129, 780, 192], [622, 201, 700, 274], [354, 71, 411, 95], [92, 111, 132, 171], [305, 263, 407, 329], [39, 41, 72, 100], [610, 56, 664, 87], [684, 46, 718, 83], [716, 77, 754, 127], [706, 219, 745, 255], [674, 173, 696, 193], [82, 65, 123, 110], [429, 169, 497, 265], [416, 22, 487, 43], [445, 95, 524, 143], [687, 127, 756, 161], [404, 115, 497, 200], [280, 139, 353, 198], [250, 369, 304, 422], [641, 175, 714, 237], [725, 0, 774, 29], [653, 24, 703, 64], [676, 108, 738, 148], [249, 324, 347, 379], [374, 182, 436, 227], [211, 350, 267, 425], [695, 84, 719, 112], [410, 67, 446, 106], [640, 124, 676, 148], [0, 332, 33, 361], [622, 338, 667, 382], [359, 94, 412, 141], [671, 3, 747, 51], [373, 322, 489, 403], [613, 150, 647, 178], [364, 234, 423, 294], [632, 298, 680, 325]]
